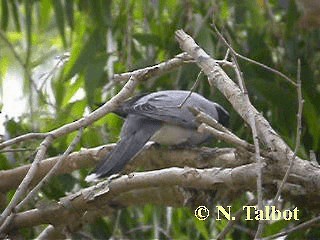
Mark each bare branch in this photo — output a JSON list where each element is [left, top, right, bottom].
[[216, 26, 264, 239], [16, 128, 83, 210], [211, 24, 297, 87], [9, 165, 260, 230], [175, 28, 266, 237], [111, 52, 193, 83], [0, 135, 54, 229], [198, 123, 253, 153], [261, 215, 320, 240], [177, 70, 203, 108], [0, 133, 48, 149], [9, 161, 317, 232], [37, 225, 66, 240], [216, 199, 256, 240], [0, 148, 35, 153], [0, 53, 191, 150], [174, 29, 295, 166], [310, 150, 318, 166], [189, 107, 261, 155], [272, 59, 304, 205], [0, 146, 239, 192]]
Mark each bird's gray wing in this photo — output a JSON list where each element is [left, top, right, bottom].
[[87, 115, 162, 179], [120, 91, 222, 128]]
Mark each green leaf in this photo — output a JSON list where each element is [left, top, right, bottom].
[[9, 0, 21, 31], [220, 1, 230, 21], [133, 33, 162, 47], [63, 29, 103, 82], [81, 126, 103, 148], [68, 99, 86, 118], [0, 56, 9, 93], [65, 0, 74, 29], [193, 218, 209, 240], [84, 56, 107, 107], [262, 219, 290, 236], [0, 154, 10, 170], [304, 96, 320, 148], [42, 174, 77, 199], [51, 0, 67, 47], [104, 113, 122, 141], [39, 0, 51, 30], [62, 75, 83, 107], [52, 75, 65, 108], [1, 0, 9, 31]]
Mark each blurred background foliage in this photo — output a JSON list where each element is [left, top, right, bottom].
[[0, 0, 320, 239]]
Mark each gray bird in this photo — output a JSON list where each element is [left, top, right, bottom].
[[85, 90, 229, 182]]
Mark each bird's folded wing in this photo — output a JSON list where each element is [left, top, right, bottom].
[[121, 92, 219, 128]]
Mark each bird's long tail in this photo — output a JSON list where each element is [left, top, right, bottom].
[[85, 116, 161, 182]]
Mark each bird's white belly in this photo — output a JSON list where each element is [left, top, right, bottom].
[[150, 124, 195, 145]]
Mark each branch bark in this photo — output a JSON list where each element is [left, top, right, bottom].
[[8, 165, 260, 230], [0, 146, 240, 192], [175, 29, 294, 164], [8, 159, 317, 231]]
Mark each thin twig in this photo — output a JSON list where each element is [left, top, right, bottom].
[[0, 73, 142, 232], [0, 135, 54, 229], [260, 215, 320, 240], [223, 48, 230, 61], [0, 133, 48, 149], [198, 123, 252, 153], [309, 150, 318, 166], [178, 70, 203, 108], [17, 128, 83, 209], [0, 54, 189, 150], [211, 24, 297, 87], [216, 199, 256, 240], [189, 107, 253, 150], [110, 52, 193, 84], [0, 128, 83, 236], [0, 148, 34, 153], [272, 59, 304, 205], [189, 107, 232, 135], [37, 225, 65, 240], [263, 0, 276, 28], [211, 23, 264, 238]]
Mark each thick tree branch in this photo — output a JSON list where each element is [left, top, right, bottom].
[[8, 165, 260, 230], [0, 146, 240, 192], [8, 161, 316, 232], [0, 53, 194, 236], [174, 29, 295, 164]]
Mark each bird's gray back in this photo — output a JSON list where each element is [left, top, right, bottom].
[[121, 90, 222, 128]]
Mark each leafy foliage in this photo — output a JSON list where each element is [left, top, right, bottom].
[[1, 0, 320, 238]]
